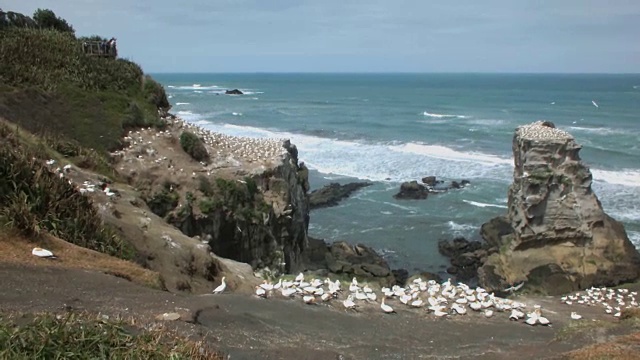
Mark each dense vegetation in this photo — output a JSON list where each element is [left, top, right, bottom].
[[0, 312, 222, 359], [180, 131, 209, 162]]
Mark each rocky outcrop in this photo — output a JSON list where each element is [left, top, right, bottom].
[[302, 238, 397, 287], [438, 237, 491, 282], [309, 182, 372, 210], [394, 181, 429, 199], [225, 89, 244, 95], [394, 177, 470, 200], [478, 121, 640, 295], [170, 140, 310, 275]]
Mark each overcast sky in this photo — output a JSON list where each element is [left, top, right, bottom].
[[6, 0, 640, 73]]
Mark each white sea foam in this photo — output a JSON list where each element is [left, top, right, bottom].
[[568, 126, 625, 135], [232, 112, 243, 116], [423, 111, 469, 119], [446, 221, 477, 234], [591, 169, 640, 187], [194, 90, 203, 93], [380, 211, 393, 215], [173, 84, 219, 90], [462, 200, 508, 209], [175, 102, 190, 106], [629, 231, 640, 248]]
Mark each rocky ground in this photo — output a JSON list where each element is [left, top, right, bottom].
[[2, 260, 639, 359]]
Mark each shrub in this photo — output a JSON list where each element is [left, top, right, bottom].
[[143, 75, 170, 111], [33, 8, 75, 34], [180, 131, 209, 162]]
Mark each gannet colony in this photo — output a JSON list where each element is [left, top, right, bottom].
[[218, 273, 640, 327]]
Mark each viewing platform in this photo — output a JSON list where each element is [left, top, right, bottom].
[[81, 40, 117, 58]]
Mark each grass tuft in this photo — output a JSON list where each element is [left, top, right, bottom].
[[0, 312, 223, 359]]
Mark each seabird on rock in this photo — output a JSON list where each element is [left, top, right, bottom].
[[212, 276, 226, 294], [381, 298, 395, 314]]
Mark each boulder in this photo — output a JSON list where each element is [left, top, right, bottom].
[[438, 237, 487, 282], [394, 181, 429, 200], [421, 176, 437, 186], [321, 240, 396, 287], [309, 182, 373, 210], [225, 89, 244, 95], [478, 121, 640, 294]]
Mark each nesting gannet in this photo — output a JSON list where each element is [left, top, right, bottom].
[[381, 298, 395, 314], [484, 310, 494, 318], [255, 286, 267, 298], [281, 288, 297, 297], [295, 272, 304, 282], [452, 303, 467, 315], [570, 312, 582, 320], [343, 295, 356, 310], [303, 295, 316, 304], [410, 299, 424, 308], [212, 277, 226, 294], [509, 309, 525, 321], [32, 247, 56, 259], [321, 293, 332, 302]]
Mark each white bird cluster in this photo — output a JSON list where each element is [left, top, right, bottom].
[[561, 286, 639, 318], [251, 275, 552, 325], [517, 121, 573, 141], [178, 120, 288, 163], [254, 272, 342, 304]]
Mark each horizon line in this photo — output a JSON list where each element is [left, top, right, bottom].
[[148, 71, 640, 75]]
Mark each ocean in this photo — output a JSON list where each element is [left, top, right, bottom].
[[152, 73, 640, 274]]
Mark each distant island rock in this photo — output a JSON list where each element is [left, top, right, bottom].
[[394, 177, 470, 200], [225, 89, 243, 95]]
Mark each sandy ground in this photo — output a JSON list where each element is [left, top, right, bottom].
[[3, 262, 635, 359]]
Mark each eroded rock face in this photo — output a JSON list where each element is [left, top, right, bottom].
[[478, 121, 640, 295]]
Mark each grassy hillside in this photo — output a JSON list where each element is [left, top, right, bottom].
[[0, 9, 168, 258], [0, 23, 169, 154]]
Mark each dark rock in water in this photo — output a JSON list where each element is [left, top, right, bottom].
[[225, 89, 243, 95], [421, 176, 437, 186], [394, 181, 429, 200], [309, 182, 373, 210]]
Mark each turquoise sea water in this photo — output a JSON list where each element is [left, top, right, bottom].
[[152, 73, 640, 274]]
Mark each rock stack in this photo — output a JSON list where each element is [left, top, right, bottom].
[[478, 121, 640, 295]]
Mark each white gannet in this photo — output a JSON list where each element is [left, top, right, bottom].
[[303, 295, 316, 304], [255, 286, 267, 298], [381, 298, 395, 314], [509, 309, 525, 321], [452, 303, 467, 315], [31, 247, 56, 259], [484, 309, 494, 318], [592, 100, 599, 108], [410, 299, 424, 308], [212, 276, 226, 294], [295, 272, 304, 282], [570, 312, 582, 320], [343, 295, 356, 310]]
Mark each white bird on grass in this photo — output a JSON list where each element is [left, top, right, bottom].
[[212, 277, 226, 294], [32, 247, 56, 259], [570, 312, 582, 320], [381, 298, 395, 314]]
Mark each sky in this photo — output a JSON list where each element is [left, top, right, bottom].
[[5, 0, 640, 73]]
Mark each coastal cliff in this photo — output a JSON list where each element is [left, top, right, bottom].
[[113, 118, 311, 287], [479, 121, 640, 294]]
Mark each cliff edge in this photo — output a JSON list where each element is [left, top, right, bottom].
[[479, 121, 640, 295]]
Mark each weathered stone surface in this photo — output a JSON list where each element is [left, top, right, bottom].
[[315, 240, 396, 286], [478, 121, 640, 294], [438, 237, 488, 282], [394, 181, 429, 200], [309, 182, 372, 210]]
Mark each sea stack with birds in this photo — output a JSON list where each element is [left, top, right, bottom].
[[478, 121, 640, 295]]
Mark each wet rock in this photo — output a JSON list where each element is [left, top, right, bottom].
[[309, 182, 373, 210], [421, 176, 437, 186], [225, 89, 243, 95], [394, 181, 429, 200]]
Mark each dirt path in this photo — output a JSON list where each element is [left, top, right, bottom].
[[4, 263, 622, 359]]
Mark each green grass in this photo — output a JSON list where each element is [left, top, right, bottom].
[[0, 312, 223, 359], [555, 320, 617, 341]]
